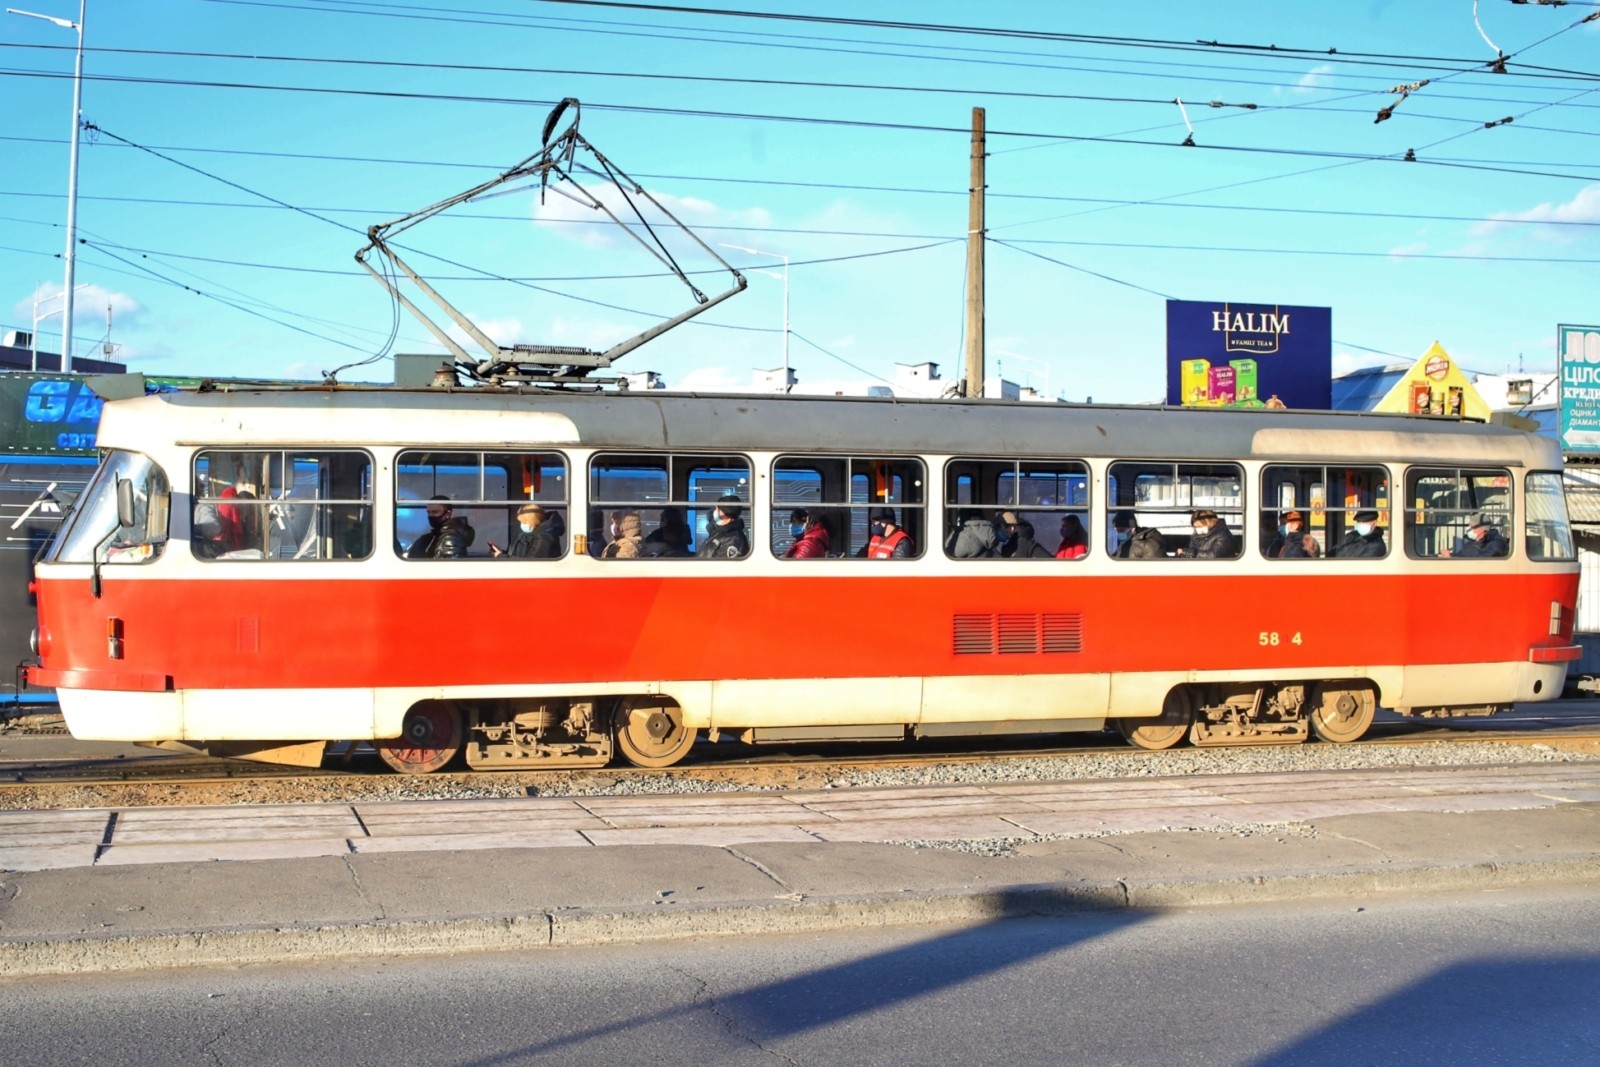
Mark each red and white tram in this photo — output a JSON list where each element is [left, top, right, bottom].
[[25, 384, 1581, 772]]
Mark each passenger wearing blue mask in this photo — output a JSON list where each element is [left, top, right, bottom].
[[864, 508, 914, 559], [697, 496, 750, 560], [1266, 510, 1320, 559], [1332, 509, 1387, 558], [783, 508, 830, 559]]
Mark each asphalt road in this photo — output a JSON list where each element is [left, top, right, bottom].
[[3, 885, 1598, 1066]]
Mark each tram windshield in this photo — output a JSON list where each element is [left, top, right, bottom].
[[48, 449, 170, 564]]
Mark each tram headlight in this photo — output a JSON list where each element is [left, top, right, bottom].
[[30, 626, 48, 658]]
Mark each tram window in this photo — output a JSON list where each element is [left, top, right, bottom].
[[1105, 462, 1242, 559], [196, 450, 374, 561], [1525, 471, 1576, 561], [1405, 467, 1513, 560], [395, 451, 567, 561], [591, 453, 750, 559], [1259, 465, 1390, 560], [50, 449, 170, 565], [771, 455, 924, 559], [942, 459, 1090, 560]]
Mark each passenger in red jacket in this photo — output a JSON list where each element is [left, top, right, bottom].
[[783, 508, 831, 559]]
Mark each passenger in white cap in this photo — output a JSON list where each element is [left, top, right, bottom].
[[1442, 512, 1508, 558]]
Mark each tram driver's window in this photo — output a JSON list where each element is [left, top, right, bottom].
[[943, 459, 1090, 560], [394, 450, 567, 561], [194, 450, 373, 561], [1405, 467, 1512, 560], [590, 453, 751, 559], [1526, 471, 1576, 562], [1259, 465, 1390, 560], [1105, 462, 1243, 559], [771, 455, 924, 559]]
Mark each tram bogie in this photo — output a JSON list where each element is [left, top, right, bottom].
[[464, 698, 613, 770]]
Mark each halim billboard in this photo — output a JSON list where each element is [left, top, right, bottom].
[[1165, 300, 1332, 410], [1558, 323, 1600, 455]]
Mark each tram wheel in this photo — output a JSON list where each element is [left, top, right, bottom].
[[614, 698, 696, 768], [1309, 683, 1376, 744], [1116, 688, 1193, 751], [376, 701, 463, 774]]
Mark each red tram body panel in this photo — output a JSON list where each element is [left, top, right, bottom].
[[25, 386, 1580, 770]]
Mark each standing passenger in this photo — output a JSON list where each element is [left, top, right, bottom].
[[865, 508, 914, 559]]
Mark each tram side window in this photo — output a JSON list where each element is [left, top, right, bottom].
[[770, 455, 925, 559], [590, 453, 750, 559], [51, 449, 170, 565], [195, 450, 373, 561], [1259, 465, 1390, 560], [943, 459, 1090, 560], [395, 451, 567, 561], [1525, 471, 1576, 561], [1406, 467, 1513, 559], [1105, 462, 1242, 559]]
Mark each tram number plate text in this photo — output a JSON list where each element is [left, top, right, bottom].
[[1258, 631, 1302, 647]]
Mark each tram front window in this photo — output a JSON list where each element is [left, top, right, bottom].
[[49, 449, 170, 564]]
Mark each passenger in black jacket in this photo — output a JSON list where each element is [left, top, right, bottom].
[[491, 502, 561, 559], [1007, 519, 1051, 559], [1112, 510, 1168, 559], [1333, 509, 1387, 558], [406, 497, 474, 558], [697, 497, 750, 559], [1185, 509, 1236, 559], [1442, 512, 1509, 558]]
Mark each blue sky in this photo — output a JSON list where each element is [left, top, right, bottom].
[[3, 0, 1597, 400]]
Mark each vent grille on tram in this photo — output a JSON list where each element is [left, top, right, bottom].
[[952, 613, 1083, 655]]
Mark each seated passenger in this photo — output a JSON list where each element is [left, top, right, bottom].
[[997, 511, 1022, 557], [1185, 509, 1236, 559], [491, 502, 560, 559], [1442, 512, 1508, 558], [601, 512, 644, 558], [406, 496, 473, 558], [1009, 519, 1050, 559], [865, 507, 914, 559], [1267, 510, 1320, 559], [1112, 510, 1167, 559], [697, 497, 749, 559], [947, 509, 998, 558], [644, 506, 692, 558], [784, 508, 830, 559], [1056, 514, 1088, 560], [1332, 509, 1386, 557]]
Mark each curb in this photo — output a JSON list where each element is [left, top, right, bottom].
[[4, 857, 1598, 977]]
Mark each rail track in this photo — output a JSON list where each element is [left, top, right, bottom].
[[3, 705, 1599, 803]]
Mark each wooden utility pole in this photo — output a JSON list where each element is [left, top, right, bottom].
[[963, 107, 986, 399]]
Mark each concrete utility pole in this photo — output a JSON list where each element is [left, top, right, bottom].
[[963, 107, 986, 399]]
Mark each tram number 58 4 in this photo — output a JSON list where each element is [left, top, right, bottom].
[[1258, 631, 1303, 647]]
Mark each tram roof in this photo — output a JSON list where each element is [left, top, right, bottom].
[[97, 385, 1559, 468]]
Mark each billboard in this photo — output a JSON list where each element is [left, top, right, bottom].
[[1558, 324, 1600, 455], [1165, 300, 1332, 410]]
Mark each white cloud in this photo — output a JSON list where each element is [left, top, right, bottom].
[[1274, 63, 1334, 97], [533, 183, 773, 254], [1474, 183, 1600, 240], [12, 282, 142, 330]]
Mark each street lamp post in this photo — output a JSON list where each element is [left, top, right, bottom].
[[719, 243, 789, 389], [8, 0, 87, 372]]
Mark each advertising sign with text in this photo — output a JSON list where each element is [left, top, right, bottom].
[[1165, 300, 1332, 410], [1559, 323, 1600, 454]]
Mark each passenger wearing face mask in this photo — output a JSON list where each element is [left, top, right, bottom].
[[1184, 509, 1236, 559], [863, 507, 914, 559], [405, 495, 474, 558], [1266, 510, 1320, 559], [783, 508, 830, 559], [491, 502, 560, 559], [1332, 509, 1387, 558], [1111, 510, 1166, 559], [697, 497, 750, 559], [600, 512, 644, 559]]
